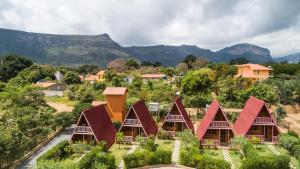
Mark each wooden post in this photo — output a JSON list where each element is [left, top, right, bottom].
[[227, 130, 229, 146], [219, 130, 220, 146], [271, 126, 274, 142]]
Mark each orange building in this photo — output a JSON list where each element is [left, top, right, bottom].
[[235, 63, 273, 82], [103, 87, 127, 122], [96, 70, 106, 81]]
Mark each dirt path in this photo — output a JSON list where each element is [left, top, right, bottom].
[[47, 101, 73, 112]]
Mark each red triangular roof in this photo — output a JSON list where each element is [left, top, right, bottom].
[[71, 104, 116, 150], [196, 100, 234, 140], [122, 100, 158, 136], [234, 96, 278, 136], [164, 97, 194, 131]]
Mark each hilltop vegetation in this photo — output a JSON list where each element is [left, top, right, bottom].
[[0, 28, 281, 67]]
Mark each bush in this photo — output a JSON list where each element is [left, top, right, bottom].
[[241, 155, 290, 169], [179, 148, 230, 169], [37, 140, 72, 162], [77, 145, 115, 169], [157, 130, 173, 140], [72, 102, 92, 120], [123, 149, 172, 168], [197, 155, 231, 169], [278, 133, 300, 155]]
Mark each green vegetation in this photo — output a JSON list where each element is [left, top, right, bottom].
[[37, 140, 115, 169], [123, 137, 172, 168], [108, 144, 131, 165]]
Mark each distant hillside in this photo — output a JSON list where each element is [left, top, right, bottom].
[[0, 28, 275, 66], [126, 43, 273, 65], [0, 28, 131, 67], [274, 53, 300, 63]]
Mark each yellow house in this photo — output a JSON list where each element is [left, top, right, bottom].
[[103, 87, 127, 122], [235, 63, 273, 82], [96, 70, 105, 81]]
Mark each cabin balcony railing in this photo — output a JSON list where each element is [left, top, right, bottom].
[[166, 115, 184, 122], [123, 119, 141, 125], [209, 121, 229, 128], [75, 126, 92, 133], [200, 139, 219, 146], [253, 117, 273, 124], [246, 135, 265, 142]]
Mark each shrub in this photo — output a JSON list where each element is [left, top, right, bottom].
[[197, 155, 230, 169], [123, 149, 172, 168], [288, 130, 299, 138], [143, 136, 158, 152], [77, 145, 115, 169], [72, 102, 92, 120], [158, 130, 173, 140], [279, 133, 300, 155], [37, 140, 72, 162], [240, 155, 290, 169], [179, 148, 230, 169]]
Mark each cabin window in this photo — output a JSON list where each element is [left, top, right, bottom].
[[207, 129, 217, 135], [250, 126, 259, 131]]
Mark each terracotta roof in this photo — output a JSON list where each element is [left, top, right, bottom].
[[237, 63, 273, 70], [85, 75, 98, 81], [197, 100, 234, 140], [142, 74, 166, 78], [233, 96, 278, 136], [96, 70, 105, 75], [127, 100, 158, 136], [34, 82, 57, 88], [71, 104, 116, 150], [174, 97, 194, 131], [103, 87, 127, 95]]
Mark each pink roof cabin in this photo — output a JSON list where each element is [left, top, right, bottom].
[[197, 100, 235, 147], [71, 105, 116, 150], [161, 97, 194, 137], [234, 96, 279, 142], [119, 100, 158, 142]]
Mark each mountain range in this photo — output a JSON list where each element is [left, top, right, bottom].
[[0, 28, 298, 67]]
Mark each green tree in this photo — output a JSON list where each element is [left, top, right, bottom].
[[78, 64, 99, 74], [125, 59, 140, 69], [103, 69, 117, 82], [0, 54, 33, 82], [181, 68, 214, 108], [275, 106, 287, 122], [229, 57, 249, 65], [242, 83, 279, 105], [183, 54, 197, 69], [63, 71, 81, 85]]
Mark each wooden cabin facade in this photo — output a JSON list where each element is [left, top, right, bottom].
[[197, 100, 235, 147], [234, 96, 279, 143], [71, 105, 116, 150], [119, 100, 158, 142], [161, 97, 194, 137]]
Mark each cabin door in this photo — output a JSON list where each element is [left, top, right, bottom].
[[220, 130, 227, 146], [265, 126, 272, 142]]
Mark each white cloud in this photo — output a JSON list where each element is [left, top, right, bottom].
[[0, 0, 299, 56]]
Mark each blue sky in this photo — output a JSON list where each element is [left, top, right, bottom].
[[0, 0, 299, 57]]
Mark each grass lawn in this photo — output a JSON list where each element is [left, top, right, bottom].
[[156, 139, 175, 151], [229, 150, 243, 169], [109, 143, 132, 165], [202, 149, 223, 159], [45, 96, 78, 106]]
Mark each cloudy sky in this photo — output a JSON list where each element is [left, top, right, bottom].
[[0, 0, 299, 57]]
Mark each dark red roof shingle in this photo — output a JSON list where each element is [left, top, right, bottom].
[[196, 99, 234, 140], [234, 96, 278, 136], [130, 100, 158, 136], [174, 97, 194, 131], [72, 104, 116, 150]]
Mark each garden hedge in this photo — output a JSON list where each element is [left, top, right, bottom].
[[123, 149, 172, 168], [240, 155, 290, 169]]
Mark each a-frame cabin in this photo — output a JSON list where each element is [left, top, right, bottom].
[[119, 100, 158, 142], [197, 100, 235, 147], [71, 104, 116, 150], [234, 96, 279, 143], [161, 97, 194, 137]]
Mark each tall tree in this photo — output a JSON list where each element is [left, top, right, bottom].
[[0, 54, 33, 82], [182, 54, 197, 69], [63, 71, 81, 85]]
